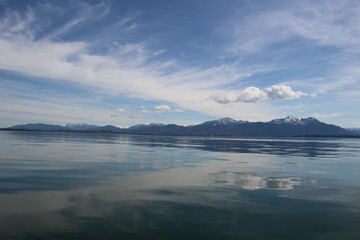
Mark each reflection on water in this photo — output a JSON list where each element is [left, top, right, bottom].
[[0, 131, 360, 239], [208, 171, 303, 190]]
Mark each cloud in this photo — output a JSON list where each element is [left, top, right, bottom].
[[313, 113, 340, 119], [0, 1, 358, 127], [210, 93, 238, 104], [265, 85, 307, 100], [152, 49, 166, 56], [225, 1, 360, 102], [154, 105, 184, 113], [154, 104, 172, 112], [139, 106, 149, 113], [116, 108, 126, 112], [229, 1, 360, 56], [238, 87, 267, 103], [0, 2, 279, 122], [0, 86, 115, 126], [211, 85, 306, 104]]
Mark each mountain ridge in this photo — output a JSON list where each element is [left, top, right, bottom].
[[4, 116, 352, 137]]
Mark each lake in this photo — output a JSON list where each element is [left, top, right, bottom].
[[0, 131, 359, 239]]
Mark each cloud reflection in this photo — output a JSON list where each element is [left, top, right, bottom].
[[209, 171, 302, 190]]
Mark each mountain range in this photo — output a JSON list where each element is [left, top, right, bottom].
[[346, 128, 360, 136], [3, 116, 354, 137]]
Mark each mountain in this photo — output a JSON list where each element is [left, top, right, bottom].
[[270, 116, 319, 125], [128, 123, 165, 130], [87, 125, 123, 132], [8, 123, 66, 131], [129, 124, 187, 135], [65, 123, 99, 130], [264, 116, 348, 137], [130, 116, 348, 137], [125, 116, 348, 137], [200, 117, 241, 126], [5, 116, 351, 137], [7, 123, 122, 133], [346, 128, 360, 136]]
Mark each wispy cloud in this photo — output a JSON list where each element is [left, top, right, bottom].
[[0, 7, 35, 40], [229, 1, 360, 55], [2, 1, 359, 126], [0, 3, 277, 121], [313, 112, 341, 119], [139, 106, 148, 113]]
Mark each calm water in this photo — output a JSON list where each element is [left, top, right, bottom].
[[0, 131, 360, 239]]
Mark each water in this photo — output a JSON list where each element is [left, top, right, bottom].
[[0, 131, 360, 239]]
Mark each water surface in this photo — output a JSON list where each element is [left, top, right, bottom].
[[0, 131, 360, 239]]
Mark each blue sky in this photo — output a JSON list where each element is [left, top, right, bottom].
[[0, 0, 360, 127]]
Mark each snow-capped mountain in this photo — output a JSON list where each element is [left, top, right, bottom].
[[201, 117, 243, 126], [270, 116, 320, 125], [214, 117, 238, 126]]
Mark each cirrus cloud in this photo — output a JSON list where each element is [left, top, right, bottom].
[[0, 4, 274, 122]]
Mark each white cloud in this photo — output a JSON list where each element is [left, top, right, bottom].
[[154, 104, 172, 112], [265, 85, 307, 100], [154, 105, 184, 113], [211, 85, 306, 104], [210, 93, 238, 104], [117, 108, 126, 112], [211, 87, 266, 104], [238, 87, 267, 103]]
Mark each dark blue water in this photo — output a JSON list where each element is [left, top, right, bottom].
[[0, 131, 360, 239]]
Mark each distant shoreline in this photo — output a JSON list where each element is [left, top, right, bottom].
[[3, 116, 358, 138], [1, 128, 359, 139]]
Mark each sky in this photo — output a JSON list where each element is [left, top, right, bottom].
[[0, 0, 360, 128]]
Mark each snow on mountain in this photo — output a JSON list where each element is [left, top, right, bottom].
[[216, 117, 238, 125], [270, 116, 300, 125], [202, 117, 241, 126], [270, 116, 319, 125]]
